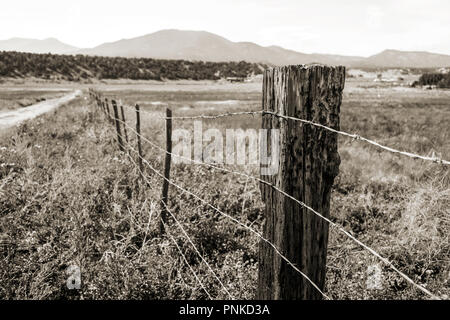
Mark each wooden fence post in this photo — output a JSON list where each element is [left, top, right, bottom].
[[104, 99, 112, 123], [120, 104, 129, 143], [97, 96, 103, 114], [135, 104, 144, 176], [159, 108, 172, 235], [257, 65, 345, 300], [100, 98, 105, 115], [111, 100, 125, 152]]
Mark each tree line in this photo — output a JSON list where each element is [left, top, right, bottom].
[[0, 51, 266, 81]]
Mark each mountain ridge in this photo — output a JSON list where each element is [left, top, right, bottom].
[[2, 30, 450, 68], [0, 37, 78, 54]]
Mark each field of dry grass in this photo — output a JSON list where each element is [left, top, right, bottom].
[[0, 89, 69, 112], [0, 79, 449, 299]]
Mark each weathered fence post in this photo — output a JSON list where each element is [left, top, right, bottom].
[[104, 98, 112, 123], [120, 104, 129, 143], [111, 100, 125, 152], [100, 98, 105, 115], [159, 108, 172, 235], [135, 104, 144, 175], [257, 65, 345, 300]]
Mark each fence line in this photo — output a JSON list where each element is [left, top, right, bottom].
[[119, 135, 330, 300], [92, 106, 235, 299], [90, 89, 444, 299], [108, 109, 439, 300], [120, 103, 449, 166]]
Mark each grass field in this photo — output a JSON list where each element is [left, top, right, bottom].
[[0, 78, 449, 299]]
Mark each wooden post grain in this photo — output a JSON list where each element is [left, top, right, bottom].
[[159, 108, 172, 234], [257, 65, 345, 300], [120, 104, 129, 143], [135, 104, 144, 176], [111, 100, 125, 152]]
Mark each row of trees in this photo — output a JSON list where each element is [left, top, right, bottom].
[[0, 51, 266, 81], [415, 73, 450, 88]]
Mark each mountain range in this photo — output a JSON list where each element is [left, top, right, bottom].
[[1, 30, 450, 68], [0, 37, 77, 54]]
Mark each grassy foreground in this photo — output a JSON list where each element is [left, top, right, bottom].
[[0, 87, 449, 299]]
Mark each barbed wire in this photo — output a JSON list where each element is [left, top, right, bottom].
[[161, 200, 234, 299], [160, 218, 213, 299], [105, 108, 440, 299], [116, 134, 330, 299], [116, 100, 449, 166], [261, 111, 450, 165], [92, 92, 444, 299]]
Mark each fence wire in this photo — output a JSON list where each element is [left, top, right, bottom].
[[119, 102, 449, 165], [90, 90, 445, 300]]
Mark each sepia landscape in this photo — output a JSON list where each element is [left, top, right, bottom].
[[0, 1, 449, 303]]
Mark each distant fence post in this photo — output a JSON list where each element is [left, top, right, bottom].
[[120, 104, 129, 143], [135, 104, 144, 176], [257, 65, 345, 300], [104, 98, 112, 123], [159, 108, 172, 235], [111, 100, 125, 152], [101, 98, 105, 115]]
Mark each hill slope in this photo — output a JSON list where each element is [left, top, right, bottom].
[[359, 50, 450, 68], [0, 37, 78, 54]]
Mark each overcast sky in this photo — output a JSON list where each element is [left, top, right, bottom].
[[0, 0, 449, 57]]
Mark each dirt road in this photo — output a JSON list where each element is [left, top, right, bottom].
[[0, 90, 81, 130]]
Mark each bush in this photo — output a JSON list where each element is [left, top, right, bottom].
[[417, 73, 450, 88]]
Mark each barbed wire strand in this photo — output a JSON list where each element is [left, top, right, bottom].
[[108, 111, 440, 300], [161, 200, 234, 299], [261, 111, 450, 165], [122, 138, 327, 298], [160, 218, 213, 300], [126, 105, 261, 120], [118, 101, 449, 165]]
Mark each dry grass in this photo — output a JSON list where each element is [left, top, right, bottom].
[[0, 82, 449, 300], [0, 90, 67, 111]]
